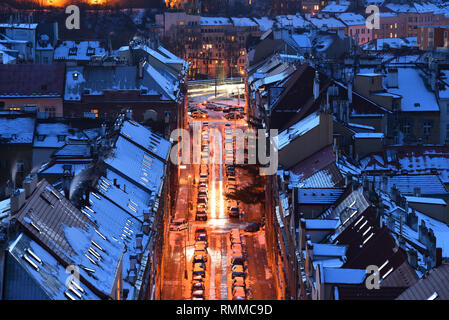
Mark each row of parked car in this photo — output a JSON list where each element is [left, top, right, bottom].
[[196, 123, 210, 221], [223, 124, 241, 219], [229, 228, 247, 300], [191, 228, 208, 300]]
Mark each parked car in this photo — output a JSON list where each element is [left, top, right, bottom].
[[232, 277, 245, 288], [197, 233, 207, 242], [193, 254, 207, 263], [192, 281, 205, 291], [169, 219, 187, 231], [192, 274, 204, 282], [231, 255, 245, 266], [231, 265, 245, 278], [195, 241, 208, 251], [193, 263, 205, 277], [194, 248, 208, 258], [232, 286, 246, 299], [195, 227, 207, 239], [192, 289, 204, 300], [244, 222, 260, 232]]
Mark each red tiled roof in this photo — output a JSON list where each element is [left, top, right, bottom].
[[290, 144, 336, 179], [0, 64, 65, 97]]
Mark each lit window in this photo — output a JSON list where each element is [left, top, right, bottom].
[[90, 109, 98, 118]]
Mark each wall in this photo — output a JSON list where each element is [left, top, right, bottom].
[[1, 98, 63, 118], [408, 202, 449, 225], [278, 112, 333, 169]]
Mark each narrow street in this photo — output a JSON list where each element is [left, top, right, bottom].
[[159, 80, 277, 300]]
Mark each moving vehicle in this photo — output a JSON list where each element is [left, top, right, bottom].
[[229, 206, 240, 218], [196, 210, 207, 221], [195, 228, 207, 239]]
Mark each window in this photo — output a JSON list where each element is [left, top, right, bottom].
[[57, 135, 66, 142], [402, 122, 412, 134], [45, 107, 56, 118], [37, 134, 46, 141], [17, 160, 24, 173], [423, 121, 432, 135], [90, 109, 99, 118]]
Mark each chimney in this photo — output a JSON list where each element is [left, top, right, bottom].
[[313, 71, 320, 100], [143, 221, 151, 235], [136, 247, 143, 262], [137, 60, 145, 79], [129, 254, 137, 271], [436, 247, 442, 267], [407, 249, 418, 269], [347, 82, 353, 104], [126, 109, 133, 120], [128, 270, 137, 285], [135, 233, 143, 250], [413, 187, 421, 197], [143, 210, 151, 222], [23, 174, 38, 198], [100, 123, 107, 136], [10, 189, 26, 214]]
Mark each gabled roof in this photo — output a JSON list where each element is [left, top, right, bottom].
[[119, 119, 171, 162], [289, 145, 344, 188], [13, 179, 125, 298], [0, 116, 35, 144], [397, 264, 449, 300], [105, 136, 166, 195], [5, 233, 100, 300]]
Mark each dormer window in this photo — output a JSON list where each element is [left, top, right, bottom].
[[57, 135, 66, 142], [37, 135, 46, 141], [68, 47, 77, 56]]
